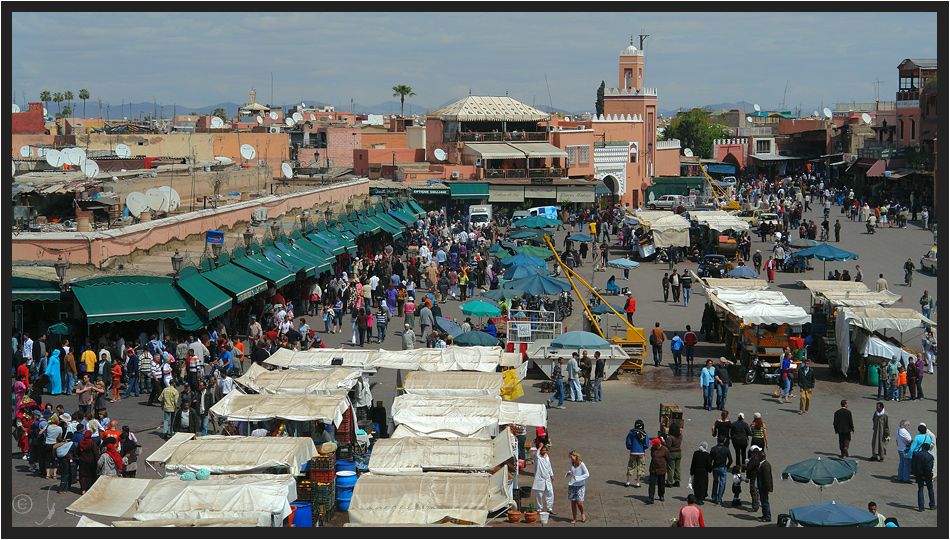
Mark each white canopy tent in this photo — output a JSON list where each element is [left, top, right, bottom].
[[843, 306, 937, 333], [690, 210, 750, 232], [836, 306, 936, 378], [368, 427, 514, 474], [403, 371, 505, 396], [263, 346, 502, 372], [146, 435, 317, 475], [391, 394, 546, 437], [262, 348, 377, 372], [706, 288, 810, 326], [235, 362, 361, 394], [816, 290, 903, 308], [66, 474, 296, 527], [347, 471, 509, 525], [389, 424, 493, 439], [695, 272, 770, 291], [629, 210, 691, 248], [210, 391, 351, 425]]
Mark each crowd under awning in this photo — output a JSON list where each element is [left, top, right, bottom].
[[175, 269, 233, 319]]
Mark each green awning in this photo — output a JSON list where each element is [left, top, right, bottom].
[[72, 281, 198, 326], [338, 222, 362, 237], [262, 247, 315, 277], [13, 277, 61, 301], [230, 255, 295, 288], [366, 215, 400, 235], [274, 241, 334, 275], [307, 234, 344, 255], [449, 182, 490, 199], [407, 200, 426, 216], [176, 271, 232, 320], [353, 213, 382, 233], [374, 212, 404, 231], [389, 209, 416, 225], [594, 181, 612, 196], [325, 231, 358, 254], [201, 263, 268, 302]]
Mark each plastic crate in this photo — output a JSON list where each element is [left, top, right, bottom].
[[310, 454, 336, 470], [309, 467, 336, 482], [313, 501, 335, 525], [336, 442, 354, 460], [314, 481, 335, 504]]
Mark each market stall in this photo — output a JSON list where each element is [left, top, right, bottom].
[[210, 390, 351, 425], [836, 306, 937, 379], [391, 394, 546, 437], [145, 435, 317, 476], [627, 210, 691, 258], [402, 371, 505, 396], [66, 474, 297, 527], [367, 426, 513, 474], [262, 348, 377, 373], [347, 471, 508, 525], [235, 363, 362, 395]]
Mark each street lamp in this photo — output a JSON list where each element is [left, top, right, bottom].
[[325, 207, 333, 223], [243, 229, 255, 248], [171, 249, 183, 280], [270, 221, 281, 239], [299, 212, 309, 231], [54, 254, 68, 291], [211, 243, 222, 261]]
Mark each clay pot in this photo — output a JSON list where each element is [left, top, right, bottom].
[[507, 510, 522, 523], [523, 511, 538, 523]]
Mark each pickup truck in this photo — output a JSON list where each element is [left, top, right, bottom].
[[648, 194, 685, 210], [920, 247, 938, 275]]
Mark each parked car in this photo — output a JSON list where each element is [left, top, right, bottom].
[[698, 254, 728, 278], [733, 208, 762, 227], [512, 210, 531, 221], [648, 194, 685, 210], [920, 247, 938, 275], [758, 213, 782, 232]]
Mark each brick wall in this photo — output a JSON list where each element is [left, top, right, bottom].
[[361, 130, 407, 148], [12, 103, 46, 135], [325, 126, 360, 168]]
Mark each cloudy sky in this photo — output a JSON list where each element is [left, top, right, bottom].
[[11, 11, 938, 115]]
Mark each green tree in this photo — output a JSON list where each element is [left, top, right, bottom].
[[79, 88, 90, 118], [40, 90, 51, 113], [61, 104, 73, 117], [212, 107, 228, 120], [595, 80, 605, 117], [52, 91, 64, 113], [661, 107, 730, 159], [64, 90, 74, 113], [392, 84, 415, 117]]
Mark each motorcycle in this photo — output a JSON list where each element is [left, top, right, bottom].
[[905, 269, 913, 287], [866, 222, 876, 234], [744, 356, 784, 385]]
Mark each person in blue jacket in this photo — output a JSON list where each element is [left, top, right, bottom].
[[625, 419, 649, 488], [700, 359, 716, 411]]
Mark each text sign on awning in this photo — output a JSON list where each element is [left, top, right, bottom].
[[206, 230, 224, 244]]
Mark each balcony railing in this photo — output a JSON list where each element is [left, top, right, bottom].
[[896, 89, 920, 102], [457, 131, 548, 143], [485, 167, 567, 179]]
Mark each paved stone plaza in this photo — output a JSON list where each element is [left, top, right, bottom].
[[11, 203, 940, 528]]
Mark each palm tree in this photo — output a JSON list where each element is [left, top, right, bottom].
[[61, 104, 73, 117], [64, 90, 74, 114], [40, 90, 51, 114], [79, 89, 90, 118], [52, 92, 63, 113], [392, 84, 415, 117]]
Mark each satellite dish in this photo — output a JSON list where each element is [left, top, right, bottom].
[[683, 148, 693, 157], [81, 159, 99, 178], [746, 116, 754, 123], [292, 112, 303, 122], [753, 104, 760, 112], [19, 146, 32, 157], [240, 144, 256, 160], [269, 111, 279, 120], [45, 149, 65, 168], [823, 107, 833, 119], [256, 115, 263, 124], [43, 107, 48, 116], [433, 148, 447, 161], [145, 188, 169, 212], [281, 163, 293, 179], [64, 147, 86, 166], [125, 192, 149, 218], [12, 103, 21, 113], [861, 113, 872, 124], [813, 111, 819, 118], [115, 143, 132, 158], [285, 117, 295, 126], [210, 116, 225, 129], [159, 186, 181, 212], [214, 156, 234, 164], [309, 113, 316, 121]]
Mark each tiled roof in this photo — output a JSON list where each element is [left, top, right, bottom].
[[430, 96, 550, 122]]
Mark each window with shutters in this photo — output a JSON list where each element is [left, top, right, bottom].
[[567, 145, 590, 164]]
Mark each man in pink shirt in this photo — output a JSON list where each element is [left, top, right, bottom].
[[677, 494, 705, 527]]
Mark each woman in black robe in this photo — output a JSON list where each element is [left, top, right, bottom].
[[77, 430, 100, 494], [689, 441, 713, 505]]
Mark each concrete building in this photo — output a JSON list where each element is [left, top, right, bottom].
[[895, 58, 937, 147]]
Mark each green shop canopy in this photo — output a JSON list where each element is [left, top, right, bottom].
[[354, 213, 382, 233], [406, 199, 426, 216], [175, 269, 233, 320], [323, 231, 358, 254], [13, 276, 61, 302], [449, 182, 490, 200], [307, 234, 345, 255], [367, 214, 401, 235], [374, 212, 405, 231], [201, 263, 268, 302], [262, 246, 315, 277], [230, 255, 295, 288], [388, 209, 416, 225], [72, 280, 203, 329], [275, 240, 334, 274]]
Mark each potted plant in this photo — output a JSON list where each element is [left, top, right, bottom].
[[507, 502, 522, 523], [523, 502, 538, 523]]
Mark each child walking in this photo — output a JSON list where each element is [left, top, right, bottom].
[[731, 465, 744, 507], [111, 361, 123, 402], [897, 366, 908, 401]]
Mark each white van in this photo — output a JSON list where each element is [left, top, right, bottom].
[[469, 204, 492, 229], [528, 206, 560, 220]]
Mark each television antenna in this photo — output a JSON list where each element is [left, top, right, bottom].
[[753, 103, 760, 112], [240, 144, 256, 160], [45, 149, 65, 168], [872, 76, 885, 101], [210, 116, 225, 129], [433, 148, 447, 162], [159, 186, 180, 212], [145, 187, 169, 212], [292, 112, 303, 123], [746, 116, 754, 124], [861, 113, 872, 124], [269, 111, 279, 121], [281, 162, 293, 179], [256, 115, 263, 124], [19, 145, 31, 157], [285, 117, 295, 127]]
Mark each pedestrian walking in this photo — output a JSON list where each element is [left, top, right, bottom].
[[756, 451, 774, 522], [646, 437, 671, 503], [159, 383, 180, 440], [670, 270, 681, 303], [730, 413, 752, 467], [714, 357, 733, 410], [870, 402, 890, 461], [623, 291, 636, 325], [566, 353, 582, 402], [897, 420, 914, 483], [565, 450, 589, 523], [546, 357, 565, 409], [681, 271, 693, 306], [833, 399, 854, 458], [592, 351, 604, 402], [752, 250, 762, 274], [700, 359, 715, 411], [750, 412, 768, 451], [530, 443, 555, 514], [683, 326, 698, 368], [689, 441, 712, 504], [797, 360, 815, 414], [670, 332, 683, 369], [664, 423, 684, 487], [625, 419, 648, 488], [77, 430, 99, 495], [709, 436, 733, 505], [662, 273, 670, 302], [765, 256, 776, 283], [650, 323, 665, 367], [920, 290, 933, 319], [712, 410, 731, 450]]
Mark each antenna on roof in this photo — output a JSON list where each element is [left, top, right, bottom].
[[544, 73, 553, 113]]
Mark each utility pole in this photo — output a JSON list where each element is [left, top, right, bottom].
[[872, 76, 884, 101], [271, 72, 274, 108], [638, 30, 649, 86]]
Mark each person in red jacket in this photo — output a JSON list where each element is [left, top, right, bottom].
[[677, 494, 705, 526], [623, 291, 636, 325], [683, 325, 698, 368]]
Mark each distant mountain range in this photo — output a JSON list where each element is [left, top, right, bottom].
[[96, 99, 821, 121]]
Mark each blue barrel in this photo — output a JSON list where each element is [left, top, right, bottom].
[[290, 501, 313, 527], [336, 459, 356, 473], [337, 470, 357, 511]]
